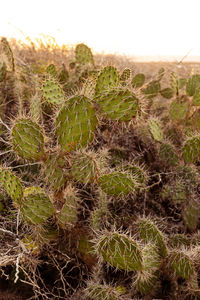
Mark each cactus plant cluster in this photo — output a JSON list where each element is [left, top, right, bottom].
[[1, 38, 200, 299]]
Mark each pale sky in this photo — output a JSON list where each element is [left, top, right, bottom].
[[1, 0, 200, 60]]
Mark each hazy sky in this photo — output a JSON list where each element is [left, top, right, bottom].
[[1, 0, 200, 59]]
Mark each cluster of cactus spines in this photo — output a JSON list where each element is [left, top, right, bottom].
[[2, 40, 200, 298]]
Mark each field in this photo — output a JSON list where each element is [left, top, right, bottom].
[[1, 38, 200, 299]]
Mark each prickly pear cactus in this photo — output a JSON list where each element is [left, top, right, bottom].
[[95, 66, 120, 95], [55, 95, 98, 152], [98, 172, 135, 196], [96, 231, 143, 271], [0, 37, 15, 71], [138, 218, 168, 257], [11, 118, 44, 161], [41, 78, 65, 105], [0, 167, 23, 206], [131, 73, 145, 89], [20, 186, 54, 225], [169, 251, 194, 279], [75, 43, 94, 65], [71, 151, 99, 184], [56, 185, 79, 228], [95, 88, 139, 121]]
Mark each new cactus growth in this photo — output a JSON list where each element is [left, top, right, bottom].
[[11, 118, 44, 161], [55, 95, 98, 152], [96, 231, 143, 271]]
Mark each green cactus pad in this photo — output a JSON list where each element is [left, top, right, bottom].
[[1, 37, 14, 71], [11, 118, 44, 161], [186, 74, 200, 96], [148, 118, 163, 142], [97, 231, 143, 271], [56, 186, 78, 228], [160, 87, 174, 99], [56, 95, 98, 152], [21, 186, 54, 225], [75, 43, 94, 65], [98, 172, 135, 196], [95, 89, 138, 121], [0, 61, 6, 82], [136, 271, 159, 296], [182, 201, 200, 231], [169, 97, 189, 122], [142, 80, 160, 99], [71, 152, 99, 184], [123, 165, 147, 188], [169, 251, 194, 279], [159, 142, 178, 166], [120, 68, 131, 82], [0, 167, 23, 205], [192, 91, 200, 106], [57, 64, 69, 84], [131, 73, 145, 88], [168, 234, 190, 248], [95, 66, 120, 95], [161, 181, 187, 205], [182, 136, 200, 163], [138, 218, 168, 257], [46, 64, 57, 77], [41, 78, 65, 105], [43, 152, 69, 191]]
